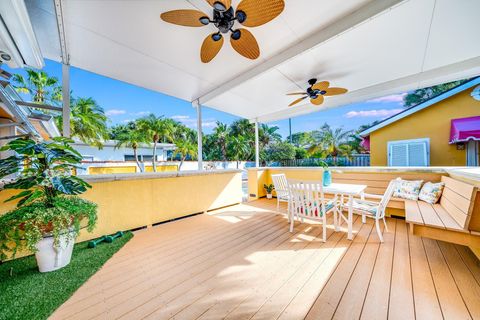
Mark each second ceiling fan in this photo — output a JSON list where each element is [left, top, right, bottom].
[[287, 79, 348, 107], [161, 0, 285, 63]]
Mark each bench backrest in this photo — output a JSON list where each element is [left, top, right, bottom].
[[440, 176, 477, 229]]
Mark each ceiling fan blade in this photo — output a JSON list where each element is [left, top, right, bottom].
[[311, 81, 330, 91], [324, 87, 348, 96], [201, 33, 224, 63], [236, 0, 285, 27], [289, 96, 307, 107], [310, 95, 325, 105], [160, 10, 208, 27], [230, 29, 260, 60], [205, 0, 232, 11], [286, 92, 307, 96]]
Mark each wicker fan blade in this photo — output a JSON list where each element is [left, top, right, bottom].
[[205, 0, 232, 10], [230, 29, 260, 60], [289, 96, 307, 107], [324, 87, 348, 96], [160, 10, 208, 27], [311, 81, 330, 91], [286, 92, 307, 96], [201, 33, 224, 63], [310, 95, 325, 105], [236, 0, 285, 27]]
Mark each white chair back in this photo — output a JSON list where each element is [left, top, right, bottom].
[[272, 174, 289, 199], [288, 180, 328, 219], [377, 180, 397, 219]]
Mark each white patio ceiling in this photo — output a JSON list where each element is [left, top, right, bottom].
[[27, 0, 480, 122]]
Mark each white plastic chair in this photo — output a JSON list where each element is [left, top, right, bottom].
[[271, 174, 290, 216], [287, 180, 339, 242], [343, 179, 397, 242]]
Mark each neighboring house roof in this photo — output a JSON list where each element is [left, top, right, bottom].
[[359, 77, 480, 137]]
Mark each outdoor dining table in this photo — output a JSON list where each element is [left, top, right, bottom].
[[323, 183, 367, 240]]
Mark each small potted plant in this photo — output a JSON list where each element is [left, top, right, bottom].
[[264, 183, 275, 199], [320, 160, 332, 186], [0, 137, 97, 272]]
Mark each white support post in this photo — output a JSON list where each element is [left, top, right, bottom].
[[255, 121, 259, 167], [62, 63, 70, 137], [194, 100, 203, 171]]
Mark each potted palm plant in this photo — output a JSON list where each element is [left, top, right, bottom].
[[0, 137, 97, 272], [264, 184, 275, 199]]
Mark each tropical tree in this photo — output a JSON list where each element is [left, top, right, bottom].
[[114, 124, 147, 172], [12, 68, 61, 104], [137, 114, 174, 171], [265, 141, 296, 162], [403, 79, 469, 107], [173, 138, 197, 170], [308, 123, 353, 162], [211, 121, 230, 161], [259, 124, 281, 148], [55, 97, 108, 147], [287, 132, 315, 148], [228, 135, 250, 168]]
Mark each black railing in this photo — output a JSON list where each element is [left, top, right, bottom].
[[268, 155, 370, 167]]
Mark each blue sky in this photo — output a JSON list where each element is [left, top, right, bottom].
[[6, 59, 406, 138]]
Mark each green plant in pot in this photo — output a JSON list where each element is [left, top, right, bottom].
[[320, 160, 332, 186], [0, 137, 97, 272], [264, 183, 275, 199]]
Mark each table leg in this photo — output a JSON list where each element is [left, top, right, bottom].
[[361, 192, 366, 224], [348, 195, 353, 240]]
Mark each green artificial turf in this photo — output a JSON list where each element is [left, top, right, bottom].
[[0, 232, 133, 320]]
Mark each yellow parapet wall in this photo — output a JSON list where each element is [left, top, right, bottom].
[[0, 170, 243, 258], [88, 164, 178, 175]]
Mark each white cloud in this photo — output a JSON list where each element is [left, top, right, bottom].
[[131, 111, 150, 116], [171, 115, 217, 129], [106, 109, 127, 116], [344, 109, 403, 118], [368, 93, 407, 103]]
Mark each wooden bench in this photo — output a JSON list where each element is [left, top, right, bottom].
[[405, 176, 479, 247]]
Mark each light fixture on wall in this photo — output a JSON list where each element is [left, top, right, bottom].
[[471, 85, 480, 101], [456, 143, 465, 150]]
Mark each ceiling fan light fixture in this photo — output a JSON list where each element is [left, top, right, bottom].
[[212, 33, 223, 41], [231, 29, 241, 40], [236, 11, 247, 23], [199, 16, 210, 25], [213, 2, 227, 11]]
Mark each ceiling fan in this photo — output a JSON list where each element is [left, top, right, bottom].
[[160, 0, 285, 63], [287, 79, 348, 107]]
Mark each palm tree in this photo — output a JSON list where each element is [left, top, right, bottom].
[[228, 135, 250, 169], [173, 138, 197, 170], [137, 114, 174, 171], [308, 123, 353, 163], [55, 97, 108, 147], [212, 121, 230, 161], [259, 123, 281, 148], [114, 126, 147, 172], [12, 68, 61, 104]]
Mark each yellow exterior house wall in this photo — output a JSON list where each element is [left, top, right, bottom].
[[370, 89, 480, 166], [0, 170, 242, 259]]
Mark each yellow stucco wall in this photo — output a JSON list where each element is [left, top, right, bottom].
[[370, 88, 480, 166], [0, 171, 243, 258]]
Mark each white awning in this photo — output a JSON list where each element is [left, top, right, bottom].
[[25, 0, 480, 122]]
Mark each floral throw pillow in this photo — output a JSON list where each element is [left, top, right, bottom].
[[393, 178, 423, 201], [419, 182, 445, 204]]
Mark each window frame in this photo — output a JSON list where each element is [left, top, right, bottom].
[[387, 138, 430, 167]]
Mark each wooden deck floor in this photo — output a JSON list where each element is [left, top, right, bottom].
[[50, 199, 480, 320]]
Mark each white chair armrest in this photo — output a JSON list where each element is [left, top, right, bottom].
[[361, 193, 383, 200]]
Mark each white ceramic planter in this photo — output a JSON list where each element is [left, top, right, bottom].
[[266, 193, 273, 199], [35, 230, 76, 273]]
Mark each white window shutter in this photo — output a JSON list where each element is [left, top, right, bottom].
[[408, 142, 427, 166], [390, 143, 408, 166], [388, 138, 430, 167]]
